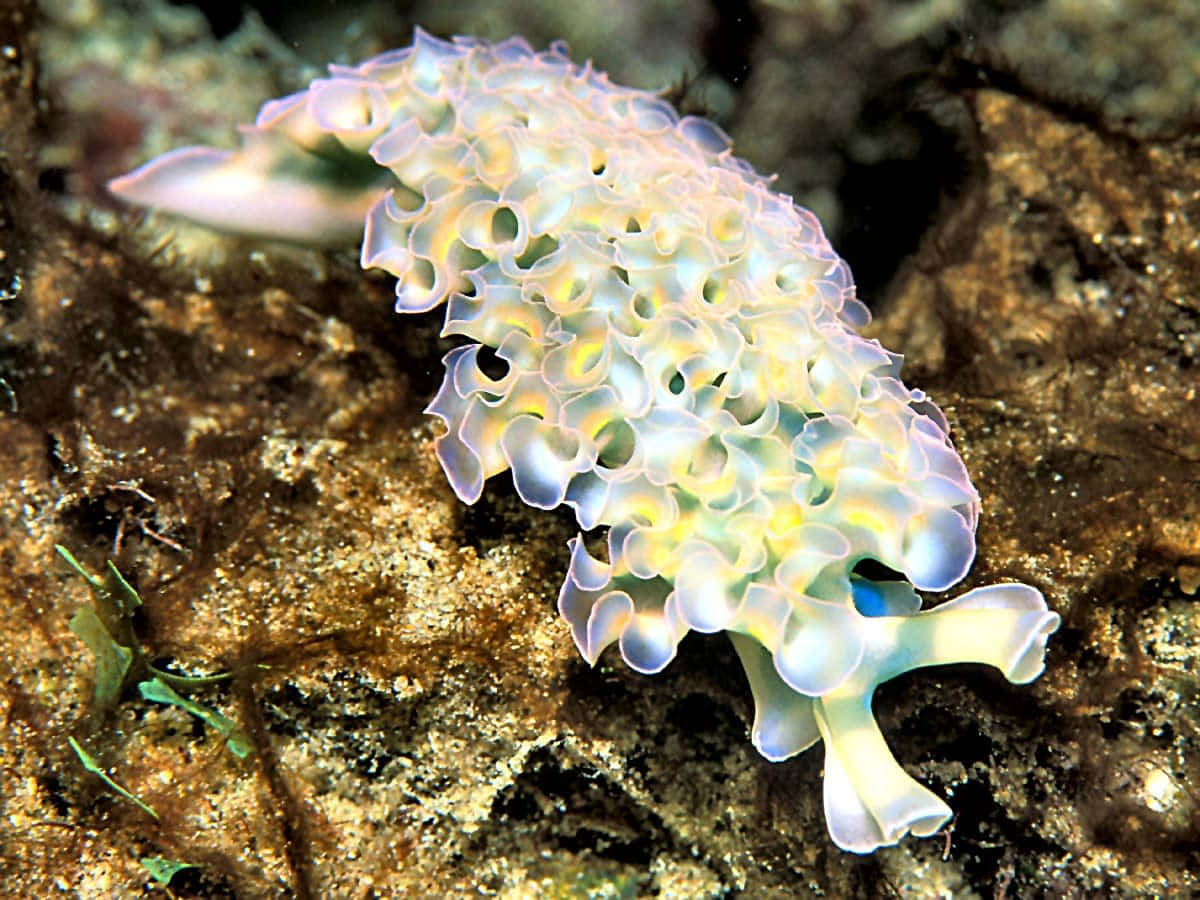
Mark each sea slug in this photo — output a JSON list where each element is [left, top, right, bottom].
[[108, 29, 1060, 853]]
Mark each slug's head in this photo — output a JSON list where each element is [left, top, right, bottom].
[[108, 73, 397, 244]]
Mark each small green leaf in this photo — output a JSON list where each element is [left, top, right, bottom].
[[139, 677, 255, 759], [139, 856, 196, 887], [69, 605, 134, 716], [67, 736, 158, 820], [148, 666, 233, 689], [55, 544, 106, 591], [105, 559, 143, 613]]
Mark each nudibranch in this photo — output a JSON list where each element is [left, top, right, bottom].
[[109, 29, 1060, 853]]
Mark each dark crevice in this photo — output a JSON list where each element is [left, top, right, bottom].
[[701, 0, 761, 89]]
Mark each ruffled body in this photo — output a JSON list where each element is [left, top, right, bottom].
[[109, 29, 1060, 853]]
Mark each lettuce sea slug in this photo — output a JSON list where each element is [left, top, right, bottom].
[[109, 29, 1060, 854]]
